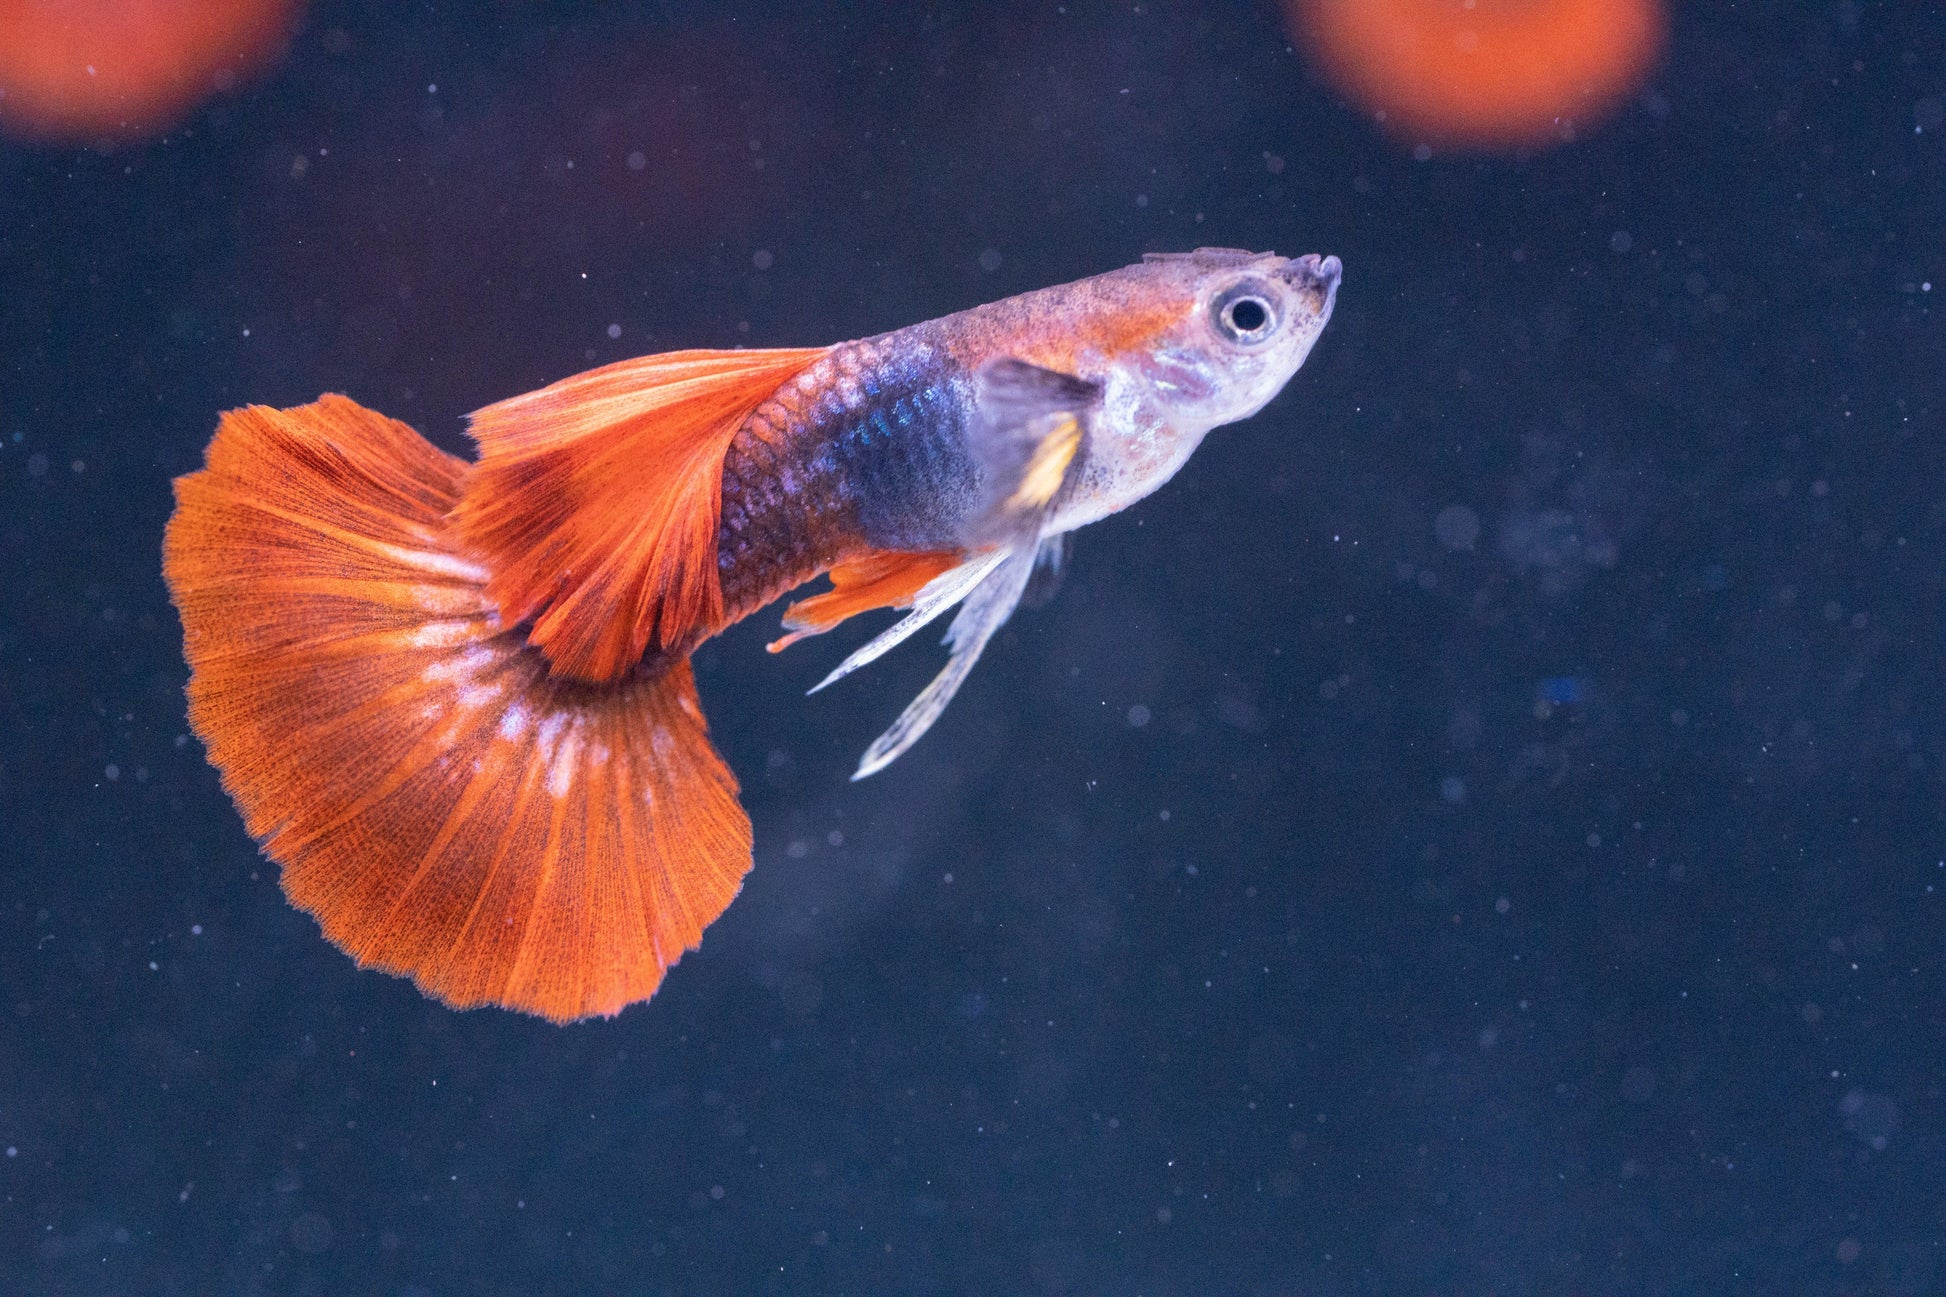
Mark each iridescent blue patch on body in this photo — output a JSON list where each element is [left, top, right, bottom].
[[826, 348, 974, 551]]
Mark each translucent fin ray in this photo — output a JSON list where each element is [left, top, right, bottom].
[[807, 550, 1007, 695], [851, 547, 1037, 779]]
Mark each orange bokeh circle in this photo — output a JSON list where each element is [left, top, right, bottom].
[[1291, 0, 1666, 148], [0, 0, 299, 141]]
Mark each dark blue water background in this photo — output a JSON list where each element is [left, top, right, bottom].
[[3, 2, 1944, 1293]]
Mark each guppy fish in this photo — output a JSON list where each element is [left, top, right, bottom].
[[162, 247, 1341, 1023]]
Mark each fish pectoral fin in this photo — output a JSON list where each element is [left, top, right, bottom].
[[851, 545, 1036, 780], [1005, 412, 1082, 512], [962, 358, 1101, 545]]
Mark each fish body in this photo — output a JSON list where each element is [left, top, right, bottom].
[[714, 249, 1341, 629], [162, 249, 1340, 1022]]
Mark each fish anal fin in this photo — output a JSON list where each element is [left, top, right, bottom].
[[454, 347, 829, 683], [852, 546, 1038, 779], [767, 549, 963, 653], [165, 396, 752, 1023]]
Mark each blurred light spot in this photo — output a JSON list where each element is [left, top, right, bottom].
[[1841, 1088, 1900, 1151], [1287, 0, 1666, 150], [0, 0, 301, 141]]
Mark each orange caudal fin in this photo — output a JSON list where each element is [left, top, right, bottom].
[[453, 347, 829, 682], [767, 549, 964, 653], [163, 396, 753, 1022]]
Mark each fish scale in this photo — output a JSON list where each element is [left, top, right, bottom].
[[716, 331, 971, 622]]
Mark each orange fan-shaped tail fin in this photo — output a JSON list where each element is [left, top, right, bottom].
[[767, 549, 964, 653], [454, 347, 829, 683], [163, 396, 752, 1022]]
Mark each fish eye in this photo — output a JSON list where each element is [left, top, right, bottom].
[[1212, 283, 1279, 345]]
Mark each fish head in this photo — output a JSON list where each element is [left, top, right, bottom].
[[1019, 247, 1339, 530], [1119, 247, 1341, 432]]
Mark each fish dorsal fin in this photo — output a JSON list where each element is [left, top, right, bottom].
[[766, 548, 964, 653], [454, 346, 829, 682]]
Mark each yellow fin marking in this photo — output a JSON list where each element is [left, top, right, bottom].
[[1004, 413, 1082, 512]]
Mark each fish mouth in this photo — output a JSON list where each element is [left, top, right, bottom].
[[1279, 252, 1342, 319]]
